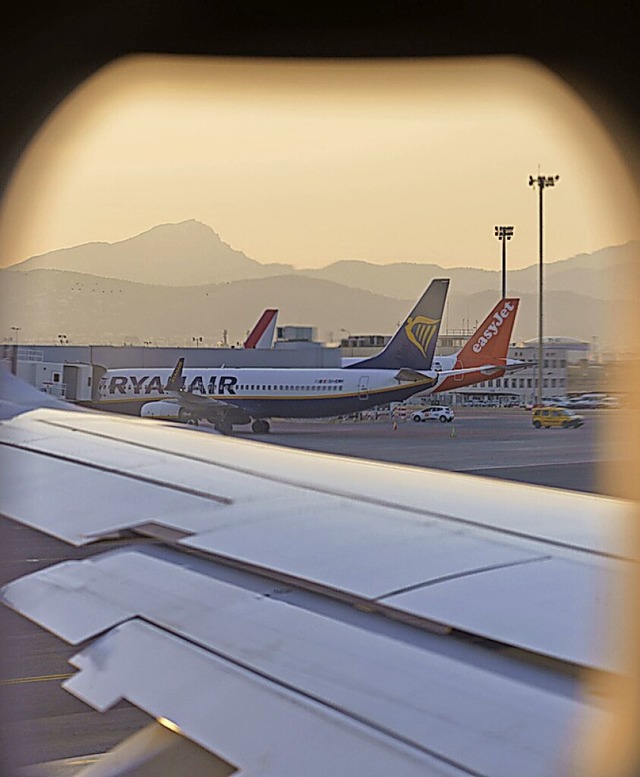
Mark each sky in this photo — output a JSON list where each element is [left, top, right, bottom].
[[0, 56, 638, 271]]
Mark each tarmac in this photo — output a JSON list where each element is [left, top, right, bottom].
[[233, 406, 619, 496]]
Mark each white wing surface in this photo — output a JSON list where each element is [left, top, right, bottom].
[[0, 385, 633, 776]]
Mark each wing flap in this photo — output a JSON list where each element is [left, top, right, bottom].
[[385, 555, 626, 671], [65, 621, 456, 777], [4, 549, 598, 777]]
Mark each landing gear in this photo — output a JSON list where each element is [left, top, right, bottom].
[[252, 419, 271, 434], [214, 419, 233, 435], [186, 417, 199, 426]]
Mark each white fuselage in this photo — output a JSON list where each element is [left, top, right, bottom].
[[96, 366, 442, 419]]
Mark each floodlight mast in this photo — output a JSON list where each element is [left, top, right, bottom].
[[528, 174, 559, 406], [494, 225, 514, 300]]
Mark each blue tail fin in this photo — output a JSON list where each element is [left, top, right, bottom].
[[345, 278, 449, 370]]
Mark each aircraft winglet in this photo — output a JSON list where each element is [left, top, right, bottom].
[[165, 357, 185, 393]]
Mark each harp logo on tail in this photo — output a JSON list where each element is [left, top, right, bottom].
[[405, 316, 440, 358]]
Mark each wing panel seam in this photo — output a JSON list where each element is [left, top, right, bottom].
[[0, 440, 232, 505], [375, 555, 552, 601]]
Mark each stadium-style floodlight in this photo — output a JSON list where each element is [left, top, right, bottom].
[[494, 225, 514, 299], [529, 174, 559, 405]]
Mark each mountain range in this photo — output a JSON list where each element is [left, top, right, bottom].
[[2, 220, 634, 350]]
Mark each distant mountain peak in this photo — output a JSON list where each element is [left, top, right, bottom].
[[8, 220, 289, 286]]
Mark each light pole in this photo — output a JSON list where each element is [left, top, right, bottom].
[[57, 334, 68, 345], [340, 328, 352, 356], [494, 225, 514, 300], [528, 174, 559, 405], [10, 326, 21, 375], [192, 336, 202, 348]]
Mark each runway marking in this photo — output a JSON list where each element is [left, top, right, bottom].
[[0, 672, 73, 686]]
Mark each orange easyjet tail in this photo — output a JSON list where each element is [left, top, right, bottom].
[[436, 298, 520, 392]]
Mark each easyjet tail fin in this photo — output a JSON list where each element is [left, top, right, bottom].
[[456, 298, 519, 367], [345, 278, 450, 371]]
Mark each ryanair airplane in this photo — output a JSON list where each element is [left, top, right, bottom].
[[95, 280, 520, 434]]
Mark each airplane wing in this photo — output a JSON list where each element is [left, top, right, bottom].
[[165, 388, 231, 412], [162, 357, 250, 430], [394, 368, 438, 384], [395, 364, 526, 383], [0, 371, 632, 776]]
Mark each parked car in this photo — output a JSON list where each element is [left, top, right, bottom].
[[412, 406, 455, 423], [532, 406, 584, 429]]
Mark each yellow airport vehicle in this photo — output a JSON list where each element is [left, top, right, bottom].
[[532, 406, 584, 429]]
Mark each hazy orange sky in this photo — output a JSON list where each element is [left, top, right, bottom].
[[0, 56, 637, 271]]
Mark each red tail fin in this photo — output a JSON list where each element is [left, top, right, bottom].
[[435, 298, 519, 393], [244, 309, 278, 349], [457, 298, 519, 367]]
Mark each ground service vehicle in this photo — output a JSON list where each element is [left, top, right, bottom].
[[532, 406, 584, 429], [412, 406, 455, 423]]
